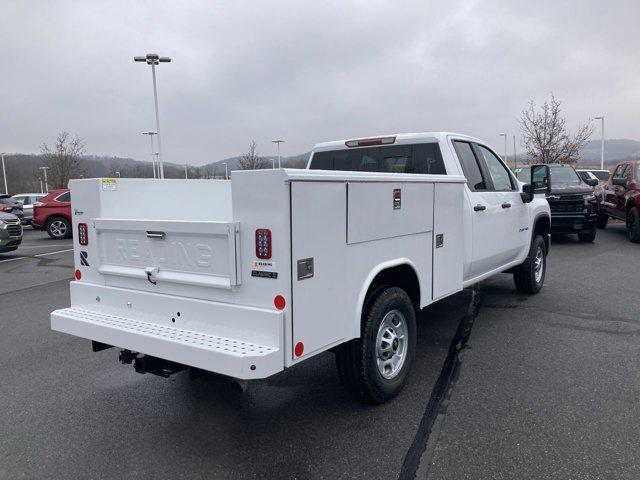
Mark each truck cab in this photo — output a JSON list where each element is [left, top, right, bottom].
[[596, 160, 640, 242], [310, 133, 551, 286]]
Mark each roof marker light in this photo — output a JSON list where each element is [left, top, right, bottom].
[[345, 136, 396, 148]]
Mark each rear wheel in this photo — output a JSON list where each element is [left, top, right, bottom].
[[596, 212, 608, 229], [627, 207, 640, 243], [578, 226, 597, 243], [46, 217, 71, 239], [513, 234, 547, 295], [335, 287, 416, 403]]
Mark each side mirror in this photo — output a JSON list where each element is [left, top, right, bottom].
[[531, 164, 551, 194], [520, 184, 534, 203], [585, 178, 598, 187], [612, 177, 627, 187]]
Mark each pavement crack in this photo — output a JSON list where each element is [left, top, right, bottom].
[[399, 286, 483, 480]]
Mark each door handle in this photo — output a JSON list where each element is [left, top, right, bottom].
[[474, 204, 486, 212], [502, 202, 511, 208]]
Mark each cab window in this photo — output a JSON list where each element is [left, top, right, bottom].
[[476, 145, 514, 191], [309, 143, 446, 175], [452, 141, 486, 191], [56, 192, 71, 202]]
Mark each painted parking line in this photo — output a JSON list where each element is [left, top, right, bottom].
[[16, 244, 73, 249], [0, 248, 74, 263]]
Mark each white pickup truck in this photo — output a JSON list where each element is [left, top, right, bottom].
[[51, 132, 551, 403]]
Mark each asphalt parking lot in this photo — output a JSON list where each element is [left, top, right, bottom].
[[1, 224, 638, 479]]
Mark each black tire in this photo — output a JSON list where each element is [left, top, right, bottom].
[[46, 216, 71, 239], [335, 287, 416, 404], [627, 207, 640, 243], [513, 234, 547, 295], [596, 212, 608, 229], [578, 226, 597, 243]]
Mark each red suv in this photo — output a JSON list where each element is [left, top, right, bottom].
[[33, 189, 72, 239], [595, 160, 640, 242]]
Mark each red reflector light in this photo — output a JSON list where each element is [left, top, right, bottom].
[[255, 228, 272, 259], [294, 342, 304, 357], [345, 136, 396, 148], [75, 269, 82, 280], [274, 295, 286, 310], [78, 223, 88, 246]]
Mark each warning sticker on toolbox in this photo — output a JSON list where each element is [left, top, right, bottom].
[[101, 178, 117, 191]]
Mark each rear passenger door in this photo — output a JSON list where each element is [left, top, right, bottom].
[[453, 141, 511, 281]]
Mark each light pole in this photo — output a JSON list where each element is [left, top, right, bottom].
[[0, 153, 7, 194], [272, 140, 285, 169], [184, 163, 188, 179], [594, 116, 605, 170], [513, 135, 517, 170], [39, 166, 49, 193], [222, 162, 228, 180], [499, 133, 507, 164], [135, 53, 171, 179], [142, 131, 158, 178]]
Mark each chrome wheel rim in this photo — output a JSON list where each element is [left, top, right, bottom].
[[50, 220, 67, 238], [534, 245, 544, 283], [376, 309, 408, 379]]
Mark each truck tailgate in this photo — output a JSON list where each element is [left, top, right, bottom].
[[95, 218, 241, 290]]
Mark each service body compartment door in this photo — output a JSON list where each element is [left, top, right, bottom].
[[432, 183, 464, 300], [290, 182, 348, 359]]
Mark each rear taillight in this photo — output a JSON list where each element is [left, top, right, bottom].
[[78, 223, 88, 245], [255, 229, 272, 259], [0, 206, 8, 211]]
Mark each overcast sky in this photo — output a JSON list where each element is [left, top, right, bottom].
[[1, 0, 638, 165]]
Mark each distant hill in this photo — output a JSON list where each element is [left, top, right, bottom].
[[3, 140, 638, 195], [579, 139, 640, 165], [202, 152, 310, 174], [0, 151, 311, 195]]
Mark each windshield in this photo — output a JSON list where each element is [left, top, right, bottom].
[[514, 165, 583, 187], [591, 170, 610, 181], [514, 167, 530, 182], [550, 165, 582, 187]]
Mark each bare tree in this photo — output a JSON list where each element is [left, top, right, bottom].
[[519, 94, 593, 164], [40, 132, 87, 188], [238, 140, 269, 170]]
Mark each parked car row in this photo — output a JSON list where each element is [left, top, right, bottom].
[[0, 189, 73, 255]]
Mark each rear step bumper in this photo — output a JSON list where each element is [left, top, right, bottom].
[[51, 282, 284, 379]]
